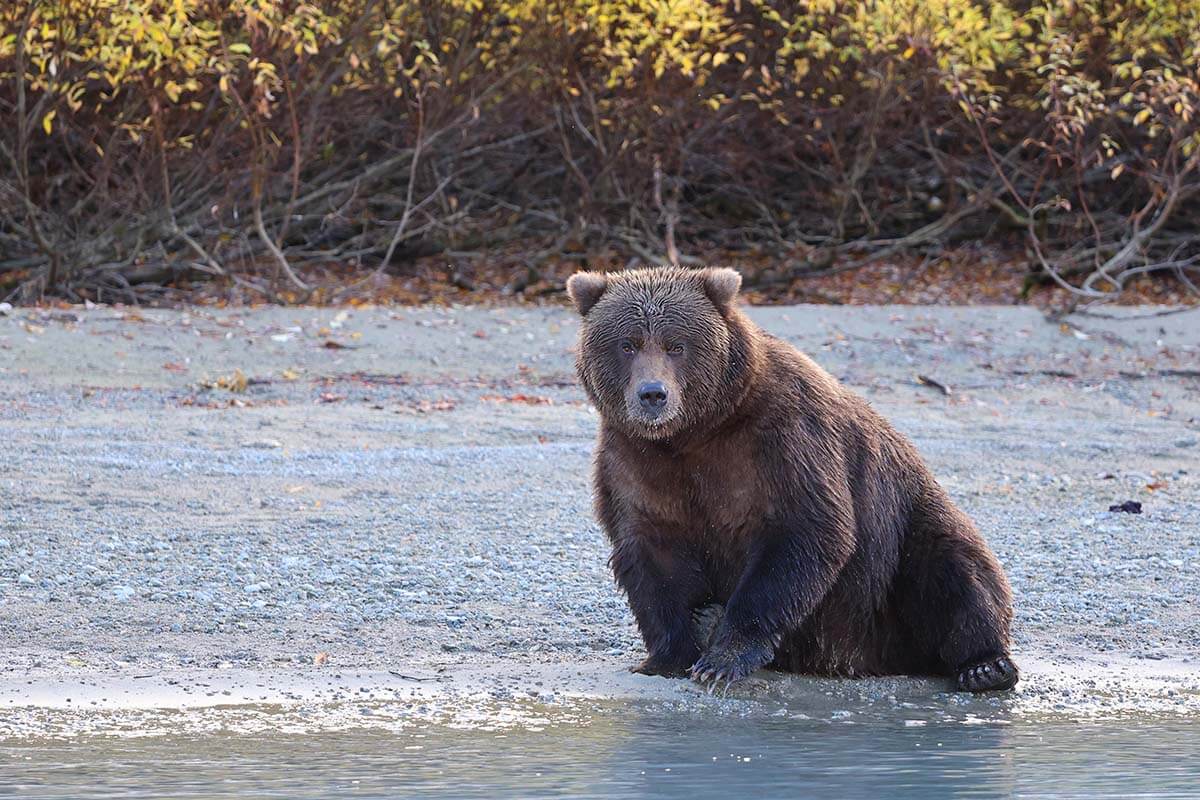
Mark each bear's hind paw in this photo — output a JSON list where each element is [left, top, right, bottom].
[[631, 657, 692, 679], [956, 655, 1019, 693]]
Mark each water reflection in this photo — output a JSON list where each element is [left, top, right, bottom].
[[4, 707, 1198, 799]]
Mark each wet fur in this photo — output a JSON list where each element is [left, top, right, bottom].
[[568, 267, 1018, 692]]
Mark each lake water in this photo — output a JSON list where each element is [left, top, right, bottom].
[[4, 705, 1198, 799]]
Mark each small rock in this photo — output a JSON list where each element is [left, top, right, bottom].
[[0, 302, 12, 316], [112, 585, 135, 601], [243, 582, 271, 593], [241, 439, 283, 450], [18, 573, 34, 585]]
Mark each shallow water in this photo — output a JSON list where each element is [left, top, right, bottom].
[[4, 707, 1198, 799]]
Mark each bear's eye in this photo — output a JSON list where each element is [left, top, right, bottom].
[[620, 340, 635, 355], [667, 343, 684, 355]]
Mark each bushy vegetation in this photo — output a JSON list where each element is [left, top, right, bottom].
[[2, 0, 1198, 303]]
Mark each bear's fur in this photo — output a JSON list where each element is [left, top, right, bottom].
[[567, 266, 1018, 692]]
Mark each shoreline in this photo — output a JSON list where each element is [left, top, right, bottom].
[[2, 652, 1198, 738]]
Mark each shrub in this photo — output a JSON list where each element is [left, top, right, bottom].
[[1, 0, 1197, 303]]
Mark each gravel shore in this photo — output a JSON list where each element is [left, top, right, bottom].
[[1, 302, 1197, 727]]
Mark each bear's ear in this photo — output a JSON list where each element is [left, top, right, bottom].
[[566, 272, 608, 316], [702, 268, 742, 313]]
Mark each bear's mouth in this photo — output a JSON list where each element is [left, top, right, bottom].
[[624, 403, 681, 436]]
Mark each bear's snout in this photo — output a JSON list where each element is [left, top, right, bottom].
[[636, 381, 669, 413]]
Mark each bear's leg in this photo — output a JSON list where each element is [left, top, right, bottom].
[[611, 536, 707, 678], [899, 511, 1019, 693], [690, 513, 855, 689], [900, 571, 1018, 692]]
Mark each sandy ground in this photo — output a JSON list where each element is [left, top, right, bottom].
[[1, 302, 1198, 732]]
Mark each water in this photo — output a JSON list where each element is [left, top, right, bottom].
[[4, 709, 1198, 799]]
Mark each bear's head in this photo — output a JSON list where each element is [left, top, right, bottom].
[[566, 267, 755, 441]]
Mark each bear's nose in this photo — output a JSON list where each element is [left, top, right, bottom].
[[637, 381, 668, 410]]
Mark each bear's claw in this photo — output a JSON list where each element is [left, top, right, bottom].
[[690, 656, 753, 689], [956, 655, 1019, 692]]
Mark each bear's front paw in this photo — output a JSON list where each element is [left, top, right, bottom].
[[690, 635, 774, 692], [690, 604, 725, 648]]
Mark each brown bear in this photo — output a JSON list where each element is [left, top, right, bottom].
[[566, 266, 1018, 693]]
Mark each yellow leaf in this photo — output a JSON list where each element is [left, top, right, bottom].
[[42, 109, 56, 135], [1134, 108, 1152, 126]]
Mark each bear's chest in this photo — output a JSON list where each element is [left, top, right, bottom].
[[617, 435, 767, 539]]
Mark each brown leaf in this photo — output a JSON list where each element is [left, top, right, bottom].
[[481, 393, 553, 405]]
